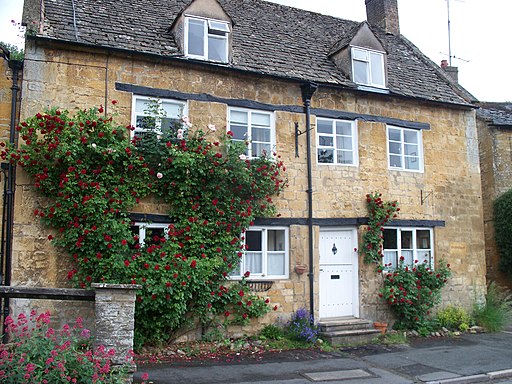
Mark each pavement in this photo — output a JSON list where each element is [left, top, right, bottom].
[[133, 327, 512, 384]]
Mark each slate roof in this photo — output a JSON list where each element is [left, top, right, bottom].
[[477, 102, 512, 127], [34, 0, 475, 106]]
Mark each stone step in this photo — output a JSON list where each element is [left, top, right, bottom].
[[318, 317, 382, 345]]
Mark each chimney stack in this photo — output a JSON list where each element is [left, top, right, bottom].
[[365, 0, 400, 35], [440, 60, 459, 83]]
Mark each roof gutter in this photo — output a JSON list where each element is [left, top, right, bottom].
[[300, 82, 318, 320]]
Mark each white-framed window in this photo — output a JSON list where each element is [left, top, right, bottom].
[[185, 16, 230, 63], [387, 125, 424, 172], [316, 118, 358, 166], [131, 95, 187, 138], [231, 227, 289, 279], [383, 228, 433, 270], [228, 108, 275, 158], [131, 223, 170, 246], [351, 47, 386, 88]]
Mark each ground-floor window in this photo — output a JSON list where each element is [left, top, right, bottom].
[[383, 227, 433, 269], [131, 222, 169, 246], [231, 227, 289, 279]]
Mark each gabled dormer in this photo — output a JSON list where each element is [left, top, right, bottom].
[[329, 22, 388, 90], [171, 0, 232, 64]]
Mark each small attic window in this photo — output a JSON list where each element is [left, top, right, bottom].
[[351, 47, 386, 88], [185, 16, 230, 63]]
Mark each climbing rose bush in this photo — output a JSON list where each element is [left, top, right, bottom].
[[379, 258, 451, 330], [2, 104, 287, 345], [0, 311, 143, 384]]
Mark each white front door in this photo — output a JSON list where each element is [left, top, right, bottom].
[[319, 228, 359, 319]]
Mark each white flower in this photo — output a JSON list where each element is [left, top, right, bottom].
[[207, 124, 216, 132], [177, 133, 184, 140], [185, 121, 193, 128], [181, 116, 190, 123], [156, 172, 163, 179], [91, 143, 97, 149], [239, 154, 247, 160], [177, 129, 184, 135]]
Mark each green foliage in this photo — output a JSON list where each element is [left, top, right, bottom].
[[436, 305, 472, 332], [473, 282, 512, 332], [494, 189, 512, 274], [0, 311, 142, 383], [379, 259, 451, 330], [258, 324, 285, 340], [361, 192, 399, 264], [380, 331, 407, 345], [2, 104, 286, 347], [0, 41, 24, 61]]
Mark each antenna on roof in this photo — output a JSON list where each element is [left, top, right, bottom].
[[444, 0, 468, 65]]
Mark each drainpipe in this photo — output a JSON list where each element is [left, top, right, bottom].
[[2, 57, 23, 339], [300, 82, 318, 320]]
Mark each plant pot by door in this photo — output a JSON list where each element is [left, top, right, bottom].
[[373, 321, 388, 334]]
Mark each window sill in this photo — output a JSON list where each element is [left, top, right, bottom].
[[246, 280, 274, 292]]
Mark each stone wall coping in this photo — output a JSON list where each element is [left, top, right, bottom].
[[91, 283, 142, 290]]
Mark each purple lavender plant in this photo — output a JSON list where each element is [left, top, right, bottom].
[[287, 308, 319, 343]]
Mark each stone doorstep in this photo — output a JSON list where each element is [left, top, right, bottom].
[[319, 317, 381, 345]]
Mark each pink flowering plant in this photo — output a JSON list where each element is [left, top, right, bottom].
[[1, 103, 287, 346], [0, 311, 142, 383], [360, 192, 400, 265], [379, 258, 451, 330]]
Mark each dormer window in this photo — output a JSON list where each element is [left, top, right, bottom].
[[185, 16, 230, 63], [351, 47, 385, 88]]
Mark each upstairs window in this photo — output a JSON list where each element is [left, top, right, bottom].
[[316, 118, 358, 166], [131, 96, 187, 139], [351, 47, 385, 88], [383, 228, 433, 270], [228, 108, 274, 158], [131, 223, 169, 247], [387, 126, 423, 172], [185, 17, 229, 63]]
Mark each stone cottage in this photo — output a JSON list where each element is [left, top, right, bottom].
[[476, 102, 512, 289], [1, 0, 486, 338]]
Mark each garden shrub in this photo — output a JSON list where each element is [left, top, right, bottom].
[[494, 189, 512, 274], [286, 308, 319, 343], [258, 324, 284, 340], [436, 305, 472, 331], [1, 104, 287, 346], [379, 259, 451, 330], [0, 311, 145, 384]]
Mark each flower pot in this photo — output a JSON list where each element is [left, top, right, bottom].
[[294, 265, 308, 275], [373, 321, 388, 334]]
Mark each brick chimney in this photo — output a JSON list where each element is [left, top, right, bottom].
[[365, 0, 400, 35]]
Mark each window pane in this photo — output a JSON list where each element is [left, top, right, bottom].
[[231, 110, 248, 124], [352, 48, 368, 61], [187, 19, 205, 56], [319, 135, 333, 147], [383, 229, 397, 249], [389, 142, 402, 154], [252, 142, 271, 157], [404, 130, 419, 144], [389, 155, 402, 167], [370, 52, 384, 86], [252, 127, 271, 142], [318, 149, 334, 163], [336, 121, 352, 136], [317, 119, 333, 134], [401, 231, 413, 249], [388, 128, 401, 142], [417, 230, 431, 249], [405, 156, 420, 170], [337, 136, 353, 150], [136, 115, 156, 130], [404, 143, 418, 156], [353, 60, 368, 84], [252, 113, 271, 127], [267, 252, 285, 275], [418, 250, 432, 265], [135, 99, 151, 113], [208, 20, 229, 32], [246, 231, 262, 252], [384, 250, 397, 269], [337, 150, 353, 164], [208, 35, 227, 62], [401, 250, 413, 265], [245, 252, 262, 274], [161, 101, 183, 118], [267, 230, 285, 251], [230, 124, 247, 140]]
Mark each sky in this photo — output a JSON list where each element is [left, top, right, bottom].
[[1, 0, 510, 101]]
